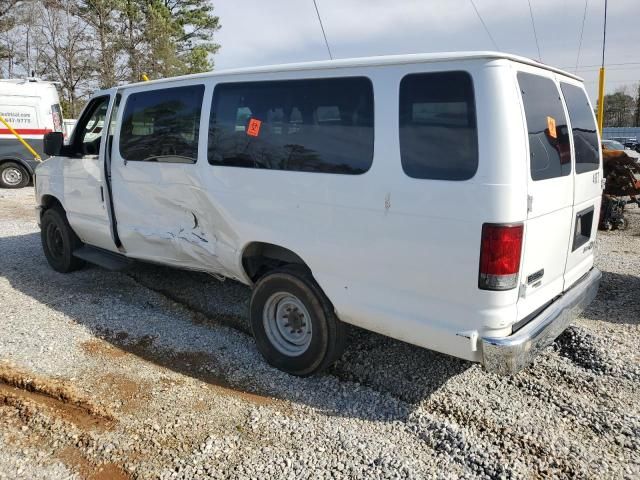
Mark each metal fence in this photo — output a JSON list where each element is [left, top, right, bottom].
[[602, 127, 640, 141]]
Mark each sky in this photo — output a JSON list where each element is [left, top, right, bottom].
[[211, 0, 640, 104]]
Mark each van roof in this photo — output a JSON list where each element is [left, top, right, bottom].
[[0, 78, 60, 85], [120, 51, 582, 90]]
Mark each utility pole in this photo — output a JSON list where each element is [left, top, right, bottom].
[[635, 83, 640, 127], [596, 0, 608, 134]]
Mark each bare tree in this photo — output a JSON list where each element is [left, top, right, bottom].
[[0, 0, 23, 74], [2, 0, 222, 113], [36, 0, 94, 116]]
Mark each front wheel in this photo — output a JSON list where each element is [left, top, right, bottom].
[[0, 162, 30, 188], [40, 207, 85, 273], [250, 267, 347, 376]]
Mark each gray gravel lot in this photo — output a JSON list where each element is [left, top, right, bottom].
[[0, 187, 639, 479]]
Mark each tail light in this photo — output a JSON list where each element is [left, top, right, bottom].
[[478, 223, 523, 291]]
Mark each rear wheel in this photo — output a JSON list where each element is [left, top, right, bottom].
[[0, 162, 30, 188], [40, 207, 85, 273], [250, 267, 347, 376], [617, 218, 629, 231]]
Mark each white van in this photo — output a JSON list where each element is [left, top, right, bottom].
[[35, 52, 602, 375], [0, 78, 63, 188]]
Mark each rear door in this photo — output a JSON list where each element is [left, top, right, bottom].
[[559, 82, 602, 289], [516, 70, 574, 319]]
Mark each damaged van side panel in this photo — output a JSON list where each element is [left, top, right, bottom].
[[104, 61, 526, 363]]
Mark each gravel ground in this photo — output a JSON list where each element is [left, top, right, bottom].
[[0, 187, 638, 479]]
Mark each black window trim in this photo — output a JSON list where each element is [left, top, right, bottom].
[[118, 83, 206, 165], [517, 71, 572, 181], [208, 75, 376, 175], [398, 69, 479, 182], [559, 81, 600, 175]]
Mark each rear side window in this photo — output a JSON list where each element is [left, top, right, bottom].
[[399, 71, 478, 180], [560, 83, 600, 174], [119, 85, 204, 163], [517, 73, 571, 180], [208, 77, 374, 174]]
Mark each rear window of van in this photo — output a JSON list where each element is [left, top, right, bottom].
[[517, 72, 571, 181], [560, 83, 599, 174], [399, 71, 478, 181], [208, 77, 374, 174]]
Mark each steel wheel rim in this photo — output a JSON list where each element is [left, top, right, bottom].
[[263, 292, 312, 356], [2, 167, 23, 186], [46, 223, 64, 261]]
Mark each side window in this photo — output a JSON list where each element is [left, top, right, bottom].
[[72, 96, 110, 156], [560, 83, 600, 174], [208, 77, 374, 174], [119, 85, 204, 163], [517, 72, 571, 181], [399, 71, 478, 181], [51, 104, 63, 132]]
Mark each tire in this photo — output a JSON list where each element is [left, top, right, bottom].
[[40, 207, 85, 273], [250, 267, 347, 376], [0, 162, 30, 188], [618, 218, 629, 231]]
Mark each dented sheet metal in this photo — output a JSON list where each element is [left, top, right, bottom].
[[134, 221, 216, 258]]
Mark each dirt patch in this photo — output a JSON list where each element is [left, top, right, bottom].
[[81, 340, 127, 359], [57, 446, 130, 480], [115, 336, 276, 407], [98, 373, 151, 414], [0, 198, 36, 221], [0, 363, 114, 431]]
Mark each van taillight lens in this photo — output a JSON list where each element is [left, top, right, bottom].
[[478, 224, 523, 291]]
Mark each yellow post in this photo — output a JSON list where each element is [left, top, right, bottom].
[[141, 74, 149, 81], [596, 67, 605, 134], [0, 114, 42, 162]]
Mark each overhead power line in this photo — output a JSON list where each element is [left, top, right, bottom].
[[469, 0, 499, 51], [527, 0, 542, 61], [576, 64, 640, 72], [312, 0, 333, 60], [575, 0, 589, 73], [561, 61, 640, 70]]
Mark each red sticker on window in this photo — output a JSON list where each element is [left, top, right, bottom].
[[247, 118, 262, 137]]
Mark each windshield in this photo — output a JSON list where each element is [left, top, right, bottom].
[[604, 140, 625, 150]]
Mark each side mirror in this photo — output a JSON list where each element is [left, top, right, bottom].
[[43, 131, 64, 156]]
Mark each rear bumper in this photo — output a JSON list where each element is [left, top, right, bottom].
[[481, 268, 602, 375]]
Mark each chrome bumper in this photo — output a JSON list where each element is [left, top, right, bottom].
[[482, 268, 602, 375]]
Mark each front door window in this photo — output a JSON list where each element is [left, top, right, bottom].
[[73, 97, 110, 156]]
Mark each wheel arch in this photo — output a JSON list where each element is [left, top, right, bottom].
[[241, 241, 312, 284], [38, 194, 64, 220]]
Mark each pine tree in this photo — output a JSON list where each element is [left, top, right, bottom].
[[119, 0, 220, 82], [76, 0, 124, 88]]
